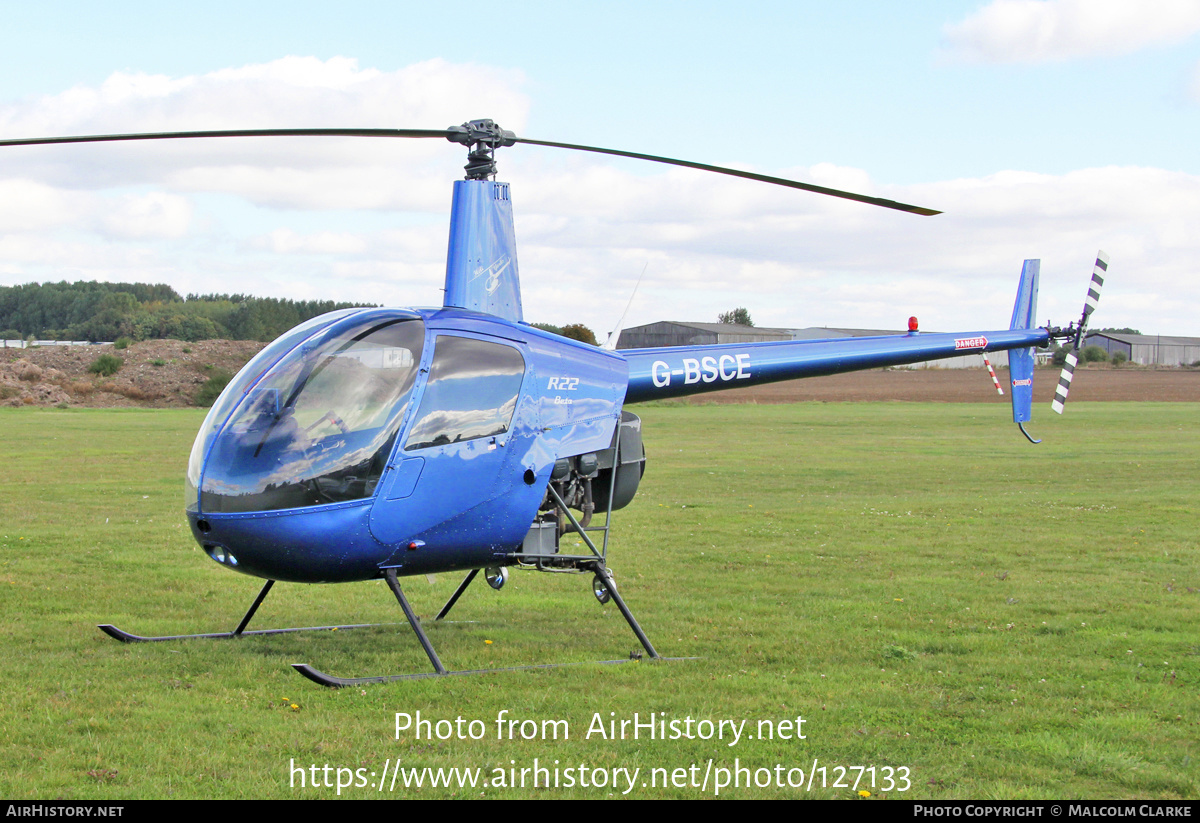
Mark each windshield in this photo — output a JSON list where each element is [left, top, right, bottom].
[[198, 314, 425, 513], [185, 309, 360, 510]]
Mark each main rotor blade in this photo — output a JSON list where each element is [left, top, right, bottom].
[[513, 137, 941, 216], [0, 125, 941, 215], [0, 128, 454, 148]]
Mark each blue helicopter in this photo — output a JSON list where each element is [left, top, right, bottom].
[[2, 120, 1104, 686]]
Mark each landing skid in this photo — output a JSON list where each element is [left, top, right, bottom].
[[291, 565, 665, 687], [97, 580, 393, 643], [98, 622, 381, 643], [100, 558, 666, 686], [293, 655, 674, 688]]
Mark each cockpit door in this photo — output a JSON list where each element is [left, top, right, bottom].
[[369, 333, 548, 569]]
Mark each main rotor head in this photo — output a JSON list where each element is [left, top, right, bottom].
[[446, 119, 517, 180]]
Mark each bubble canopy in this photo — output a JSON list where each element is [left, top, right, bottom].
[[188, 310, 425, 514]]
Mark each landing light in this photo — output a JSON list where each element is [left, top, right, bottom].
[[206, 545, 238, 567]]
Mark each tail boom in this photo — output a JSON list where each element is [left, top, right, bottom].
[[621, 327, 1049, 403]]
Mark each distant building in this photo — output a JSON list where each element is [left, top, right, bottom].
[[1084, 332, 1200, 366], [785, 326, 903, 340], [2, 340, 104, 349], [615, 322, 792, 349]]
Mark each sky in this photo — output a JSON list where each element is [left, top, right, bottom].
[[1, 0, 1198, 337]]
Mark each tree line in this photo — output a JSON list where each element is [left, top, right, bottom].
[[0, 280, 603, 346], [0, 281, 372, 343]]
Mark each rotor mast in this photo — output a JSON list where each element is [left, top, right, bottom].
[[442, 120, 523, 321]]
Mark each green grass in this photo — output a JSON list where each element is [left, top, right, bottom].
[[86, 353, 122, 377], [0, 403, 1196, 799], [195, 369, 233, 406]]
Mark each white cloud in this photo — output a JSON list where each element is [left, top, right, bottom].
[[514, 161, 1200, 335], [943, 0, 1200, 63], [260, 228, 366, 255], [99, 192, 193, 239], [0, 179, 88, 230], [0, 56, 530, 208], [0, 234, 164, 271], [1, 57, 1197, 336]]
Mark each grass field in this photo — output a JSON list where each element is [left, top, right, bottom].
[[1, 402, 1196, 800]]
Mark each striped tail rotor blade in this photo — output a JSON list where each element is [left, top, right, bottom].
[[1051, 352, 1078, 414], [1083, 251, 1107, 322]]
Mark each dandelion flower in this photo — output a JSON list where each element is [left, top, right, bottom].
[[858, 790, 871, 798], [484, 640, 493, 645]]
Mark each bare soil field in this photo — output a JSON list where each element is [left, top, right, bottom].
[[2, 339, 1198, 408], [0, 339, 263, 408], [695, 364, 1200, 404]]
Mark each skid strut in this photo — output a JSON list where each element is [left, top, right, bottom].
[[385, 568, 446, 674], [97, 579, 387, 642], [293, 561, 669, 687], [585, 562, 659, 660], [434, 568, 479, 620]]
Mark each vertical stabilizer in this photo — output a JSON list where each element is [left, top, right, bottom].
[[1008, 259, 1040, 424], [444, 179, 523, 322]]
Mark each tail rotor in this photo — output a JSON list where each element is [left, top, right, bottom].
[[1051, 251, 1108, 415]]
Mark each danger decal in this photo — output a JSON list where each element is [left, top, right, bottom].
[[954, 336, 988, 350]]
